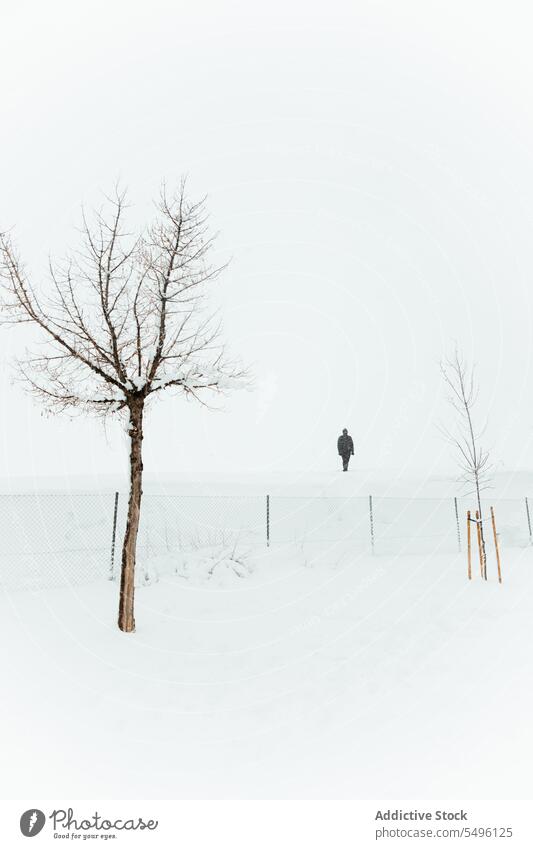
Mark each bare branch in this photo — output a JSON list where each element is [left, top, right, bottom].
[[440, 346, 493, 575], [0, 181, 248, 419]]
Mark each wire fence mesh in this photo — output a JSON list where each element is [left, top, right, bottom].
[[0, 492, 117, 591], [129, 494, 267, 568], [0, 492, 531, 591]]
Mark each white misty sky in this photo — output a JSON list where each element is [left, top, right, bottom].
[[2, 0, 533, 484]]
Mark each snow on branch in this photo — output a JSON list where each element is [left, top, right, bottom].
[[0, 181, 248, 416]]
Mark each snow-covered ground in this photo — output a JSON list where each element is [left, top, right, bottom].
[[1, 468, 533, 498], [1, 519, 532, 799]]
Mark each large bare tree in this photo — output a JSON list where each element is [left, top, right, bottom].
[[440, 348, 492, 579], [0, 182, 246, 631]]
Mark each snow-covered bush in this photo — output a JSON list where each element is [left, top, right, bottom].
[[133, 536, 253, 589]]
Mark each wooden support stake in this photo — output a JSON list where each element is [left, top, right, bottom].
[[475, 510, 483, 578], [467, 510, 472, 580], [491, 505, 502, 584]]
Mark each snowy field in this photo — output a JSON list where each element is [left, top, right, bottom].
[[0, 472, 532, 800]]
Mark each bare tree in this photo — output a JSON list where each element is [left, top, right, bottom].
[[440, 348, 492, 578], [0, 182, 247, 631]]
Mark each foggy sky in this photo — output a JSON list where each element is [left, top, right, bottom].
[[2, 0, 533, 487]]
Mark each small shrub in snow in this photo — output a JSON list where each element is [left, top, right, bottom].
[[175, 541, 253, 587], [134, 563, 159, 588]]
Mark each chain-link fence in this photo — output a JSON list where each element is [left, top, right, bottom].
[[0, 492, 117, 591], [130, 494, 267, 564], [0, 492, 531, 591]]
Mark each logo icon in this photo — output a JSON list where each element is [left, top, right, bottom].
[[20, 809, 46, 837]]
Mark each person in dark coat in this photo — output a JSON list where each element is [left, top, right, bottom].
[[337, 428, 354, 471]]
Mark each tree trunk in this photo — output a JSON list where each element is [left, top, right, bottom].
[[475, 478, 487, 581], [118, 399, 144, 632]]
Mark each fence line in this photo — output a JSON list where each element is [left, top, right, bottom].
[[454, 496, 461, 552], [369, 495, 375, 554], [0, 492, 531, 591]]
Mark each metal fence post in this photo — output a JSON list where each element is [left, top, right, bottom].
[[454, 496, 461, 552], [526, 497, 532, 545], [369, 494, 375, 554], [109, 491, 119, 579], [266, 494, 270, 547]]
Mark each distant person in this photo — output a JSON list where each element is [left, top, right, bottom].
[[337, 428, 354, 471]]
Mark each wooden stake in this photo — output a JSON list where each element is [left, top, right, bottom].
[[476, 510, 483, 578], [467, 510, 472, 580], [491, 506, 502, 584]]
